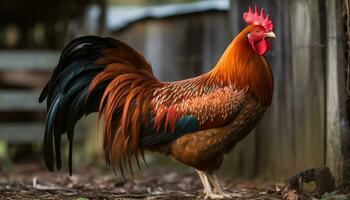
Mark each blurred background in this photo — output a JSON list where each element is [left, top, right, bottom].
[[0, 0, 349, 189]]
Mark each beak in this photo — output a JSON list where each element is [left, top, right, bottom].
[[265, 31, 276, 38]]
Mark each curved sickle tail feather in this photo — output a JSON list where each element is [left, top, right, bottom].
[[39, 36, 155, 175]]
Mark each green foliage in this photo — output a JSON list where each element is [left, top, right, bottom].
[[0, 140, 6, 158]]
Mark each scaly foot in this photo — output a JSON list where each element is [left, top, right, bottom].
[[219, 192, 235, 198], [217, 191, 242, 198], [204, 192, 227, 200]]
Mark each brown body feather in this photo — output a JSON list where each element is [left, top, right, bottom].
[[150, 97, 265, 171]]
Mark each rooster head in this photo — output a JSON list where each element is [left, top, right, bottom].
[[243, 6, 276, 56]]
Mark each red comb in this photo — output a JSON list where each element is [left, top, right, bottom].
[[243, 6, 273, 32]]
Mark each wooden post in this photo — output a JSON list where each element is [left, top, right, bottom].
[[325, 0, 350, 186]]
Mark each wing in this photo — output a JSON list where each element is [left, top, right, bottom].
[[140, 76, 247, 147]]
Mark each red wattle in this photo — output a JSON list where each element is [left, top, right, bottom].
[[254, 39, 270, 56]]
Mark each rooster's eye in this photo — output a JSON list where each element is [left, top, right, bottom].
[[255, 30, 260, 33]]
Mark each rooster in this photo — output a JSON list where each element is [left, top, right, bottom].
[[40, 6, 275, 199]]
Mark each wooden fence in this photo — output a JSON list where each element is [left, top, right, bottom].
[[111, 0, 350, 185], [0, 51, 87, 142], [0, 51, 57, 142], [229, 0, 349, 185]]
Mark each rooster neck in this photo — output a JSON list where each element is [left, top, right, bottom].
[[209, 26, 274, 106]]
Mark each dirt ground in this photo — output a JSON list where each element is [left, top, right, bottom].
[[0, 163, 336, 200]]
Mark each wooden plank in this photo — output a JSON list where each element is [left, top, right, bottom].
[[201, 12, 230, 73], [325, 0, 350, 185], [289, 0, 326, 174], [0, 123, 87, 143], [0, 51, 59, 70], [116, 12, 229, 81], [265, 0, 296, 179], [0, 123, 43, 142], [0, 91, 44, 111]]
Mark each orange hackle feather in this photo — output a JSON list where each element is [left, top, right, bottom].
[[210, 25, 273, 106]]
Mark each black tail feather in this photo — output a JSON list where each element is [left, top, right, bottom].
[[40, 36, 118, 173]]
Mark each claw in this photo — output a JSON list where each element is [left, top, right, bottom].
[[230, 192, 243, 198], [221, 192, 235, 198], [204, 193, 227, 200]]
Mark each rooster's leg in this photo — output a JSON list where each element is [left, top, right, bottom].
[[195, 169, 228, 199], [206, 172, 242, 198], [194, 169, 211, 194]]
